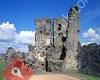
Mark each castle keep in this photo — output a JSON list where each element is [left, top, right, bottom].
[[28, 5, 80, 72]]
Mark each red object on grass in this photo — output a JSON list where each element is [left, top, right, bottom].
[[3, 57, 34, 80]]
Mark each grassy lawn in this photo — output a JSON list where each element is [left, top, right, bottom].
[[0, 61, 4, 80]]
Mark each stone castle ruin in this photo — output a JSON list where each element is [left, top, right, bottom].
[[4, 5, 100, 76], [4, 5, 80, 73], [28, 5, 80, 72]]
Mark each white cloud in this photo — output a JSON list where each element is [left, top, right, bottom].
[[83, 28, 95, 38], [0, 22, 16, 42], [83, 28, 100, 45], [17, 31, 35, 45], [0, 22, 36, 52]]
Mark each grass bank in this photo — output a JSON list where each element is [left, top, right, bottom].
[[78, 73, 100, 80], [0, 61, 4, 80]]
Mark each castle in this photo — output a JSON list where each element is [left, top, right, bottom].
[[28, 5, 80, 72]]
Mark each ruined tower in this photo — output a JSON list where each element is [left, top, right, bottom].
[[35, 18, 51, 61], [53, 18, 68, 60], [64, 6, 80, 71]]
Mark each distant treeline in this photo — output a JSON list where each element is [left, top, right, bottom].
[[79, 43, 100, 76]]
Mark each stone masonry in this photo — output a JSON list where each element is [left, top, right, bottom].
[[28, 5, 80, 72]]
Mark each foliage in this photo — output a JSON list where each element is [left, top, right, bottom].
[[79, 43, 100, 76]]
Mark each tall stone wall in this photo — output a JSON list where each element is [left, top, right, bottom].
[[34, 18, 52, 62], [64, 6, 80, 71], [53, 18, 69, 60]]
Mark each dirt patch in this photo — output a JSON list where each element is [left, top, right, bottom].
[[29, 73, 80, 80]]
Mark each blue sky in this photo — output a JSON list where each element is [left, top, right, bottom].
[[0, 0, 100, 53]]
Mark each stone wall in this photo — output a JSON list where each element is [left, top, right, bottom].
[[5, 47, 16, 66], [34, 18, 51, 62], [28, 5, 80, 72], [64, 6, 80, 71]]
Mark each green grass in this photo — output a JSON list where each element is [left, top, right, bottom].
[[78, 73, 100, 80], [0, 61, 4, 80]]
